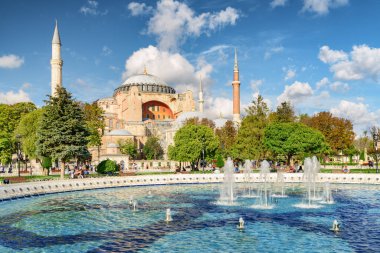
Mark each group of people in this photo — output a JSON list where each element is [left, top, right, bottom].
[[68, 166, 90, 179]]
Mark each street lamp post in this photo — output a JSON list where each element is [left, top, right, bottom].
[[16, 135, 21, 177], [373, 132, 379, 174], [202, 149, 205, 173]]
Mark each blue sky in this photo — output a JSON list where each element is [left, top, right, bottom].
[[1, 0, 380, 134]]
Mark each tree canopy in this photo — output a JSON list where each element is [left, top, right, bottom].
[[143, 136, 163, 160], [14, 108, 44, 159], [168, 124, 219, 164], [36, 87, 89, 178], [119, 139, 137, 159], [232, 95, 269, 160], [301, 112, 354, 154], [264, 122, 329, 164], [215, 120, 237, 158]]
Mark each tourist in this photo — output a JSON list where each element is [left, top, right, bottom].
[[297, 166, 303, 173]]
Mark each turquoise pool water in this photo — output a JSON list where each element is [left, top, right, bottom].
[[0, 183, 379, 252]]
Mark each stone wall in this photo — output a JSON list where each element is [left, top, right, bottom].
[[1, 173, 379, 201]]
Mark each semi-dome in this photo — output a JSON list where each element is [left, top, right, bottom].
[[114, 72, 176, 95]]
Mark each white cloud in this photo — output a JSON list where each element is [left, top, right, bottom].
[[80, 0, 108, 16], [302, 0, 349, 15], [316, 77, 329, 89], [137, 0, 239, 51], [250, 79, 264, 92], [271, 0, 287, 8], [264, 46, 284, 60], [205, 97, 233, 119], [128, 2, 153, 16], [320, 44, 380, 81], [284, 69, 296, 80], [102, 46, 112, 56], [329, 81, 350, 92], [277, 81, 314, 104], [319, 45, 348, 63], [122, 45, 212, 93], [330, 100, 378, 126], [201, 44, 230, 55], [0, 54, 24, 69], [0, 89, 31, 104]]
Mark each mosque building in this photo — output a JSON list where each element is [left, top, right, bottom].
[[50, 22, 241, 165]]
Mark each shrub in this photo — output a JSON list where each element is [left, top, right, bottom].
[[97, 159, 118, 174], [216, 154, 224, 168]]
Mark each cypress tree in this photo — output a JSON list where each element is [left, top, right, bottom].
[[37, 87, 89, 178]]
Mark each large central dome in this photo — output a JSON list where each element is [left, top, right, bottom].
[[114, 72, 176, 95]]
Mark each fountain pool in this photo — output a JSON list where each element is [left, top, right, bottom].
[[0, 183, 379, 252]]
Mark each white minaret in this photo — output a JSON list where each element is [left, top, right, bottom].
[[51, 20, 63, 97], [198, 76, 204, 113]]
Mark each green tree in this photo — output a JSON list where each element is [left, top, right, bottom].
[[232, 95, 269, 160], [301, 112, 354, 154], [41, 157, 52, 175], [97, 159, 118, 174], [264, 122, 329, 164], [215, 120, 237, 158], [168, 124, 219, 167], [185, 117, 216, 129], [14, 109, 44, 159], [119, 139, 137, 159], [143, 136, 163, 160], [0, 102, 36, 164], [36, 87, 90, 179], [82, 102, 104, 161], [272, 101, 296, 123], [216, 154, 224, 168], [0, 133, 12, 165]]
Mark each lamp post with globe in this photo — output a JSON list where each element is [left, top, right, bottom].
[[373, 132, 379, 173]]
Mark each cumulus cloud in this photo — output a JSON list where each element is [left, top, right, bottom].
[[330, 100, 378, 126], [329, 81, 350, 92], [316, 77, 349, 92], [302, 0, 349, 15], [277, 81, 314, 104], [250, 79, 264, 93], [122, 45, 212, 93], [316, 77, 329, 89], [80, 0, 108, 16], [319, 45, 348, 63], [205, 96, 233, 119], [284, 69, 296, 80], [0, 54, 24, 69], [0, 89, 31, 104], [128, 2, 153, 16], [131, 0, 239, 51], [320, 44, 380, 81], [264, 46, 284, 60], [271, 0, 287, 8]]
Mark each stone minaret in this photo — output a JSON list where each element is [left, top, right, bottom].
[[198, 76, 204, 113], [51, 20, 63, 97], [232, 48, 241, 123]]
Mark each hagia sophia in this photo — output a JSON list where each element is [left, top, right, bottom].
[[50, 22, 241, 164]]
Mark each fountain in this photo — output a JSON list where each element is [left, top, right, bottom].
[[132, 200, 137, 211], [294, 156, 322, 208], [242, 160, 257, 198], [331, 220, 340, 232], [166, 208, 173, 222], [148, 190, 152, 198], [252, 160, 273, 209], [321, 182, 334, 204], [218, 157, 236, 205], [272, 170, 287, 198], [237, 217, 245, 230]]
